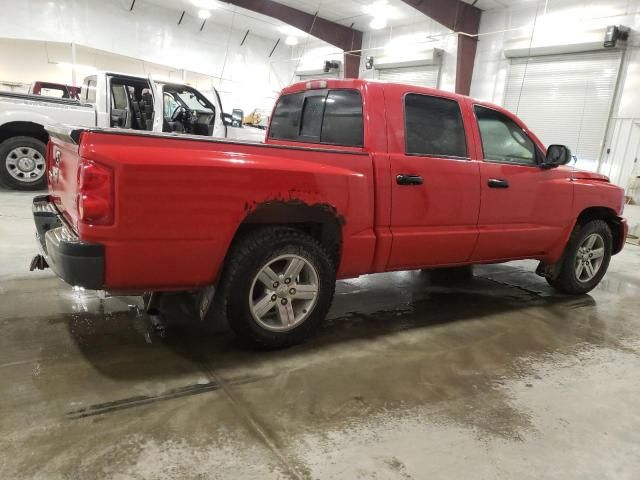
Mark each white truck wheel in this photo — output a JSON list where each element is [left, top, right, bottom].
[[0, 136, 47, 191]]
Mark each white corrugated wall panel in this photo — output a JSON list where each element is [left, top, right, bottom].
[[503, 50, 622, 171], [377, 65, 440, 88], [296, 72, 340, 81]]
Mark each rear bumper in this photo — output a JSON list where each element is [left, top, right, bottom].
[[33, 195, 104, 290]]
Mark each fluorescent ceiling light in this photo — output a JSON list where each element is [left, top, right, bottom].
[[191, 0, 219, 8], [285, 36, 299, 46], [363, 0, 400, 17], [198, 9, 211, 19], [369, 17, 387, 29]]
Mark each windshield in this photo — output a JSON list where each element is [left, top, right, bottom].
[[167, 88, 214, 113], [163, 92, 180, 118]]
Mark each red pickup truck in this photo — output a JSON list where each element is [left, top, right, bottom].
[[32, 79, 627, 348]]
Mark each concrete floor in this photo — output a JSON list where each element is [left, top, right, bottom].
[[1, 188, 640, 480]]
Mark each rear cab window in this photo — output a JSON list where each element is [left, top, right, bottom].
[[269, 89, 364, 147]]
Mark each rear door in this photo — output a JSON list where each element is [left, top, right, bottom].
[[470, 105, 573, 261], [386, 90, 481, 270]]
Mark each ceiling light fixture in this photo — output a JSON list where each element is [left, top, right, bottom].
[[369, 17, 387, 30], [198, 8, 211, 19], [363, 0, 399, 30]]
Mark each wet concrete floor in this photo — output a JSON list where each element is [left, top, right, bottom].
[[1, 190, 639, 479]]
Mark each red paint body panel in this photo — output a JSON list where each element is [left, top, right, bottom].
[[46, 80, 627, 291]]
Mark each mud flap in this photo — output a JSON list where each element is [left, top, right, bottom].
[[29, 254, 49, 271], [536, 260, 562, 280]]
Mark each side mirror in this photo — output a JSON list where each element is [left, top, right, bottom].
[[221, 112, 233, 126], [543, 144, 572, 168]]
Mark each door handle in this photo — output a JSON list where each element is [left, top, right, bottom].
[[396, 174, 424, 186], [488, 178, 509, 188]]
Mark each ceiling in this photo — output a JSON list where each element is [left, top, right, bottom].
[[143, 0, 538, 42]]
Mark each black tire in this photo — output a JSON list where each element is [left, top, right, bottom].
[[0, 136, 48, 190], [212, 227, 336, 349], [546, 219, 612, 294]]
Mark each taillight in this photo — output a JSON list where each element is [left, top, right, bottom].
[[77, 160, 114, 225]]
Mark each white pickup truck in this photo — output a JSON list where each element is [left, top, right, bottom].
[[0, 71, 265, 190]]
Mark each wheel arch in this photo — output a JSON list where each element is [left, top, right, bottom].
[[233, 200, 344, 268], [575, 206, 625, 254], [0, 121, 49, 144]]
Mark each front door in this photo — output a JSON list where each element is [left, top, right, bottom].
[[470, 105, 573, 261], [387, 93, 481, 270]]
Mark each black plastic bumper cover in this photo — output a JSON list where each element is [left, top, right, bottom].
[[33, 195, 104, 290]]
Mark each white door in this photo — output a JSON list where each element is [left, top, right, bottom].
[[622, 124, 640, 196], [503, 50, 622, 171], [377, 65, 441, 88]]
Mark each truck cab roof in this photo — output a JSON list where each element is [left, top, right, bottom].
[[280, 78, 506, 119]]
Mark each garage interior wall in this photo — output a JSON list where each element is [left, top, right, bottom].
[[0, 0, 300, 115], [286, 17, 457, 90], [503, 50, 622, 171], [470, 0, 640, 192], [358, 19, 458, 92]]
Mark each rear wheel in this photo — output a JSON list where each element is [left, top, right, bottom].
[[212, 227, 336, 349], [546, 219, 612, 294], [0, 136, 47, 190]]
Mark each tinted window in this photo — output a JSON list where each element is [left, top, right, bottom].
[[405, 94, 467, 158], [475, 106, 536, 165], [269, 89, 364, 147], [300, 95, 325, 138], [321, 90, 363, 146], [269, 92, 304, 140]]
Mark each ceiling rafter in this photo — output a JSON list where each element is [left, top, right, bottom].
[[400, 0, 482, 95], [220, 0, 363, 78]]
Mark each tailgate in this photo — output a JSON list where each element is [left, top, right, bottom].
[[47, 126, 82, 229]]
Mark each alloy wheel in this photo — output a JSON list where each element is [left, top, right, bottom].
[[249, 254, 319, 332], [575, 233, 605, 283]]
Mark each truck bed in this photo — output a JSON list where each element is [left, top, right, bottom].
[[46, 125, 377, 290], [0, 90, 90, 108]]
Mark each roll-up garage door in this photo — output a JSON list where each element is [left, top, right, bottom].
[[377, 65, 440, 88], [296, 72, 340, 82], [503, 50, 622, 170]]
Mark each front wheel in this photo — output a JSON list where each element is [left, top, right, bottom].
[[546, 219, 612, 294], [0, 136, 48, 190], [214, 227, 336, 349]]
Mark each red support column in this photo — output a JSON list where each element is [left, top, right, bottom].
[[456, 34, 478, 96]]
